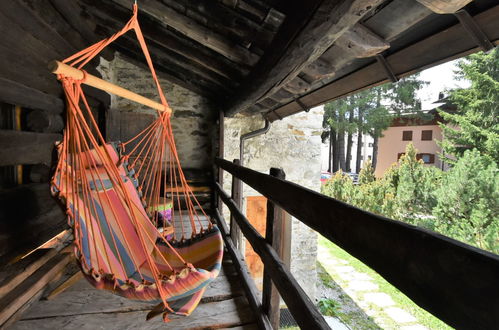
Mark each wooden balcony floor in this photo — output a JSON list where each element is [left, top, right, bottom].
[[9, 255, 258, 330]]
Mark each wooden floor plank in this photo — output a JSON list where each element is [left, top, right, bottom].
[[21, 264, 242, 320], [11, 296, 254, 330]]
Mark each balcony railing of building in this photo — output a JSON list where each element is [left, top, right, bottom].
[[214, 157, 499, 330]]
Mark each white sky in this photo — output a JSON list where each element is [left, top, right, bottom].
[[417, 59, 471, 110]]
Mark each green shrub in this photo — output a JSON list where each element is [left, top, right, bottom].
[[321, 144, 498, 254]]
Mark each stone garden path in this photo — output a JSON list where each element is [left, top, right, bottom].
[[318, 244, 428, 330]]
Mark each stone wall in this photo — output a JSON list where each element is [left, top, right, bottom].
[[223, 106, 324, 301], [97, 53, 217, 171]]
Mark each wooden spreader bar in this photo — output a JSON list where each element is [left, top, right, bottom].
[[48, 61, 170, 113]]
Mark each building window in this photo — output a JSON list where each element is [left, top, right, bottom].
[[402, 130, 412, 141], [368, 143, 373, 148], [397, 153, 405, 160], [417, 153, 435, 164], [421, 130, 433, 141]]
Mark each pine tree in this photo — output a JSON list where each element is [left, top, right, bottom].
[[439, 49, 499, 163], [433, 149, 499, 253]]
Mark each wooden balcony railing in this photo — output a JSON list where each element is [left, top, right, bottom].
[[214, 157, 499, 330]]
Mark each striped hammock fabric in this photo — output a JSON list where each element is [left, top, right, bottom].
[[52, 144, 223, 318]]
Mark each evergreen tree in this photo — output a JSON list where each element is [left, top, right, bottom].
[[433, 149, 498, 253], [439, 49, 499, 163]]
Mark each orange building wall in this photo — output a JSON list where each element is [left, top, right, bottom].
[[375, 124, 445, 177]]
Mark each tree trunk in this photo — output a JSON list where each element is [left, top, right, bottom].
[[328, 130, 333, 172], [346, 108, 354, 172], [356, 131, 363, 173], [356, 107, 364, 173], [372, 134, 379, 170], [338, 130, 346, 171], [332, 130, 339, 172]]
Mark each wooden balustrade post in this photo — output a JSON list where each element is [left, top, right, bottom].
[[230, 159, 243, 252], [217, 111, 225, 215], [262, 167, 286, 329]]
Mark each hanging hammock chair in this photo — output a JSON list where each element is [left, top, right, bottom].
[[49, 4, 223, 322]]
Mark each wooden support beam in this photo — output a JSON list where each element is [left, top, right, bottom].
[[224, 0, 384, 116], [336, 24, 390, 58], [0, 78, 63, 113], [262, 168, 286, 329], [376, 54, 398, 83], [454, 9, 494, 51], [0, 130, 61, 166], [0, 252, 72, 327], [217, 111, 225, 215], [215, 182, 330, 329], [230, 159, 243, 253], [302, 23, 389, 82], [110, 0, 260, 66], [80, 0, 246, 82], [162, 0, 278, 51], [212, 210, 272, 330], [215, 158, 499, 329], [265, 4, 499, 121], [49, 0, 114, 61]]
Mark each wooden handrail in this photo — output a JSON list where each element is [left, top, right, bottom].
[[215, 157, 499, 329], [48, 61, 170, 113], [215, 182, 330, 329]]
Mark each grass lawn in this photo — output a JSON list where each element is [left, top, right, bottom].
[[319, 236, 452, 330]]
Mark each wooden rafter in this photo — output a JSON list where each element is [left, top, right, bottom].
[[265, 4, 499, 121], [224, 0, 386, 116], [110, 0, 260, 66]]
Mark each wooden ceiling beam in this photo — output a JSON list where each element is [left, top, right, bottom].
[[224, 0, 386, 116], [162, 0, 279, 52], [49, 0, 114, 61], [87, 9, 235, 93], [110, 0, 260, 66], [79, 0, 248, 82]]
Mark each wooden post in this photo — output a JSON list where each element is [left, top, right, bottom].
[[262, 167, 286, 329], [230, 159, 243, 252], [217, 111, 225, 215]]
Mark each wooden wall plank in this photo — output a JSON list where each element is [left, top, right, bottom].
[[0, 130, 60, 166], [0, 78, 63, 113]]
